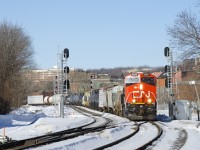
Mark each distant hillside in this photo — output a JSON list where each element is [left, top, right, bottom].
[[86, 66, 164, 79]]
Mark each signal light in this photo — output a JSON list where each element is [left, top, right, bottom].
[[67, 80, 70, 89], [164, 65, 170, 72], [90, 75, 94, 89], [164, 47, 170, 57], [165, 78, 171, 88], [64, 66, 69, 73], [64, 48, 69, 58], [90, 81, 93, 89], [54, 84, 58, 94], [64, 79, 70, 90]]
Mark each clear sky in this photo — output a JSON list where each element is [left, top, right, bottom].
[[0, 0, 197, 70]]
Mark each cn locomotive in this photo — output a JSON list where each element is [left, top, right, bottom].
[[123, 72, 157, 120], [81, 72, 157, 121]]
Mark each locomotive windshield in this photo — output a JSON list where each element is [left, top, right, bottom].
[[125, 76, 140, 84], [141, 77, 155, 85]]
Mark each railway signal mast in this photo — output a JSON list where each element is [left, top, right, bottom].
[[54, 48, 70, 118], [164, 47, 174, 119]]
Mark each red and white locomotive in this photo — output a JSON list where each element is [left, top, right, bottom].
[[123, 72, 157, 120]]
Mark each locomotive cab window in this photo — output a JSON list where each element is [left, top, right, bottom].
[[125, 76, 140, 85], [141, 77, 155, 85]]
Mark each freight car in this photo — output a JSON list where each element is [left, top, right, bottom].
[[100, 85, 123, 114], [27, 94, 62, 105], [90, 85, 124, 115], [27, 95, 44, 105], [98, 87, 108, 112], [112, 85, 124, 116], [68, 93, 83, 105]]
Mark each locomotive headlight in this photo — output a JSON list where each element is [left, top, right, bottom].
[[147, 98, 152, 104], [132, 99, 136, 103], [139, 84, 143, 90]]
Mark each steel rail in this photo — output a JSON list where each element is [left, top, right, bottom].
[[136, 121, 163, 150], [93, 122, 141, 150], [0, 106, 111, 150], [92, 121, 162, 150]]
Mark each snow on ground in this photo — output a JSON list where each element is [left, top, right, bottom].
[[150, 109, 200, 150], [33, 121, 136, 150], [106, 122, 159, 150], [77, 106, 131, 125], [0, 105, 200, 150], [0, 105, 94, 140]]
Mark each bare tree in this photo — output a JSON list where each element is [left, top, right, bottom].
[[0, 21, 35, 113], [167, 10, 200, 59]]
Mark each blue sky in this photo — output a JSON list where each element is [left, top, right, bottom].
[[0, 0, 196, 70]]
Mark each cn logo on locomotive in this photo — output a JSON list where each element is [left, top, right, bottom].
[[132, 90, 151, 99]]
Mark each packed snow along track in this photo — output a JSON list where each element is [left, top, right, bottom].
[[102, 121, 163, 150], [0, 107, 109, 150], [30, 106, 136, 150], [65, 106, 163, 150], [1, 105, 200, 149], [152, 121, 200, 150]]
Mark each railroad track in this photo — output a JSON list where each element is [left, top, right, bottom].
[[72, 106, 113, 127], [136, 121, 163, 150], [154, 121, 187, 150], [73, 106, 163, 150], [1, 106, 163, 150], [0, 107, 110, 150], [96, 121, 163, 150]]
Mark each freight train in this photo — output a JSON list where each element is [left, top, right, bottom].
[[81, 72, 157, 121], [28, 72, 157, 120]]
